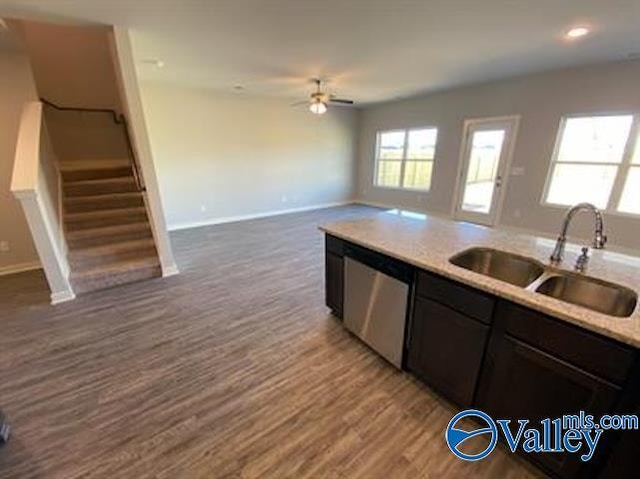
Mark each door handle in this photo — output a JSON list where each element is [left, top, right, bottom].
[[495, 175, 503, 187]]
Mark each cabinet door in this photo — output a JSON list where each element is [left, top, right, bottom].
[[477, 335, 619, 478], [407, 296, 489, 407], [598, 407, 640, 478], [325, 252, 343, 319]]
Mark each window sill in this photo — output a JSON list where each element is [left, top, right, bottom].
[[541, 201, 640, 220]]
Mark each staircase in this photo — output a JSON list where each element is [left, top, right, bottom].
[[61, 159, 161, 294]]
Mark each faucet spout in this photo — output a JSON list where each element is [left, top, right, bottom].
[[549, 203, 607, 264]]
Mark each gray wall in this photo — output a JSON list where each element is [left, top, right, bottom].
[[140, 82, 357, 230], [356, 60, 640, 251]]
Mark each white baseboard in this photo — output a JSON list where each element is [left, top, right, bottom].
[[50, 289, 75, 305], [353, 199, 397, 211], [162, 263, 180, 277], [354, 198, 450, 218], [168, 201, 354, 232], [0, 261, 41, 277]]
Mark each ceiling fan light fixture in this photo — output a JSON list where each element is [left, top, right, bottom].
[[309, 100, 327, 115]]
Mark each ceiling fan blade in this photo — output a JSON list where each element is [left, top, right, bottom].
[[290, 100, 309, 107], [329, 98, 354, 105]]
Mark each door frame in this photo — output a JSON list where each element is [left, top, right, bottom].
[[451, 115, 521, 226]]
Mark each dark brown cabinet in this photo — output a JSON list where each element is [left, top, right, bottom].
[[325, 252, 343, 318], [407, 295, 489, 407], [478, 335, 620, 477], [599, 406, 640, 478], [325, 235, 344, 319], [477, 302, 626, 478], [323, 234, 640, 479]]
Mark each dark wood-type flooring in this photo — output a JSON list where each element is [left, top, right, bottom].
[[0, 205, 542, 478]]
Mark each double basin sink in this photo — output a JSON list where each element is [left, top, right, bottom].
[[450, 247, 638, 318]]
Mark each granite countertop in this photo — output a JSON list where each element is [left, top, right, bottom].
[[320, 210, 640, 349]]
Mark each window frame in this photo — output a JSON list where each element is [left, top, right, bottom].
[[373, 127, 438, 192], [541, 112, 640, 218]]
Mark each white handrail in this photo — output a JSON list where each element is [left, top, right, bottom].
[[10, 101, 75, 304]]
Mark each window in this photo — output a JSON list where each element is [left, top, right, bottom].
[[618, 135, 640, 214], [543, 114, 640, 215], [375, 128, 437, 190]]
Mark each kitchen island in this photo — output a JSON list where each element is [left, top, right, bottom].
[[320, 209, 640, 479]]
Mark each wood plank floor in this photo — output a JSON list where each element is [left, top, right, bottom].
[[0, 205, 543, 478]]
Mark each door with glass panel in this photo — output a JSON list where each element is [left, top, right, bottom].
[[453, 116, 520, 226]]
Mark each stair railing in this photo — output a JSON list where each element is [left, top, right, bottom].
[[40, 98, 146, 192]]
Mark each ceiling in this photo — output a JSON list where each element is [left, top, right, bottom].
[[1, 0, 639, 104]]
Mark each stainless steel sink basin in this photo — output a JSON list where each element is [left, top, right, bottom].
[[450, 247, 545, 287], [536, 274, 637, 318]]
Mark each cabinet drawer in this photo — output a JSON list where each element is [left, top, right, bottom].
[[497, 301, 636, 386], [408, 297, 489, 407], [416, 271, 495, 324], [325, 234, 345, 256]]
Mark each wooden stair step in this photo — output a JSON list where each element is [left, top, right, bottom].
[[71, 255, 161, 294], [60, 162, 133, 182], [67, 222, 152, 249], [64, 177, 138, 197], [65, 206, 148, 231], [64, 192, 144, 213]]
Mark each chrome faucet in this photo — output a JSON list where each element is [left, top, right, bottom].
[[549, 203, 607, 265]]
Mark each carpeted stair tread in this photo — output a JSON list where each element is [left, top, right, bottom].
[[66, 206, 146, 221], [64, 192, 145, 212], [59, 159, 130, 170], [72, 254, 160, 280], [69, 238, 156, 259], [66, 221, 151, 240], [71, 255, 161, 294], [64, 176, 138, 197]]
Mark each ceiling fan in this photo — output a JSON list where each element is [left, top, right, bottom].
[[292, 78, 354, 114]]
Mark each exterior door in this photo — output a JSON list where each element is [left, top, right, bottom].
[[453, 116, 520, 226]]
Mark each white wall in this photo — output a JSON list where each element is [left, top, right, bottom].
[[111, 28, 178, 276], [357, 60, 640, 251], [0, 50, 40, 274], [140, 82, 357, 230]]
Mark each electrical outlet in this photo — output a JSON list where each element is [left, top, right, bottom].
[[0, 241, 9, 253], [200, 205, 206, 213]]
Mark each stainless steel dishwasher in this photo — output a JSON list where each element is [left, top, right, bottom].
[[343, 243, 413, 369]]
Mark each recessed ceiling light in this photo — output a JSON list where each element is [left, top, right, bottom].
[[566, 26, 590, 39]]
